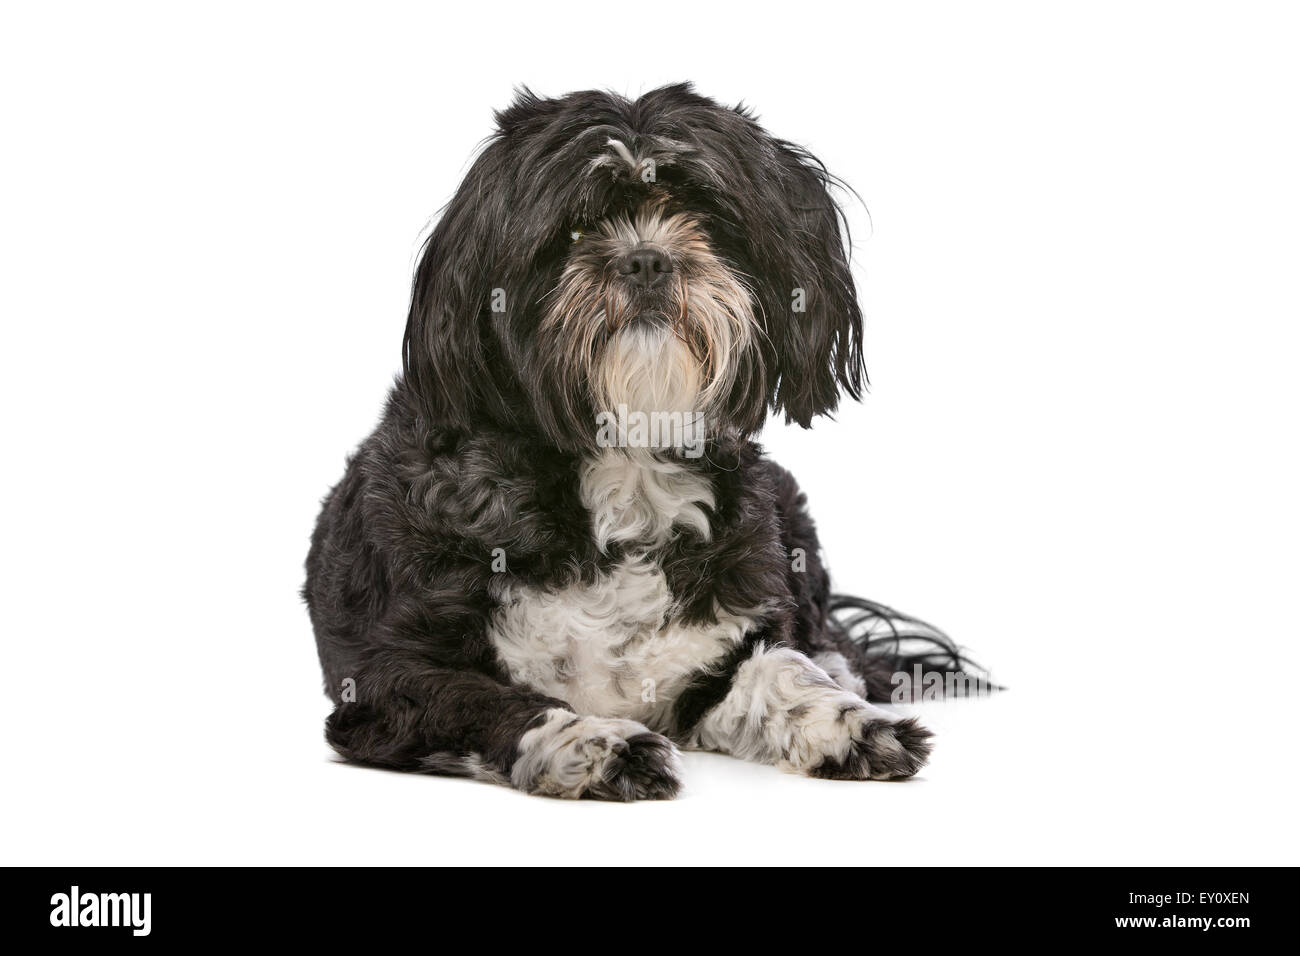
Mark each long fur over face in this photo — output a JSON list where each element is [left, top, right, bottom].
[[401, 83, 865, 451]]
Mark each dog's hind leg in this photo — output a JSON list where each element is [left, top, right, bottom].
[[761, 458, 986, 703]]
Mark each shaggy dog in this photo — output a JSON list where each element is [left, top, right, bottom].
[[305, 83, 972, 799]]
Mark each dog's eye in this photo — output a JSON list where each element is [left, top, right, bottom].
[[569, 227, 585, 244]]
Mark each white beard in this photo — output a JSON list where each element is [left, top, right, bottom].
[[596, 324, 706, 452], [599, 323, 701, 417]]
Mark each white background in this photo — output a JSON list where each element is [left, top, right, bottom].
[[2, 1, 1297, 866]]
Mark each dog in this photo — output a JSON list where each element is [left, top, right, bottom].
[[305, 83, 975, 800]]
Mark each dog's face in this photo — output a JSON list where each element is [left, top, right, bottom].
[[403, 83, 863, 452]]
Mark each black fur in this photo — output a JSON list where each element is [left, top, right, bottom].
[[305, 84, 979, 796]]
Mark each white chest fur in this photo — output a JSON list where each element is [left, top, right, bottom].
[[488, 451, 762, 728]]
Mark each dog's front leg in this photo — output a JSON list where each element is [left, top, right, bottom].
[[684, 645, 933, 779], [327, 656, 682, 800]]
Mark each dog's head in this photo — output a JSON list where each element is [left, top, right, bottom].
[[402, 83, 863, 452]]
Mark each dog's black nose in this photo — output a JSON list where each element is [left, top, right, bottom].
[[616, 245, 672, 290]]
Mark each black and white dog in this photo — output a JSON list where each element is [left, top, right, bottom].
[[306, 84, 972, 800]]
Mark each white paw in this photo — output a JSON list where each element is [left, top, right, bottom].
[[512, 710, 683, 800]]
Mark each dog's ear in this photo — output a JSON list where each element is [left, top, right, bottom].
[[757, 141, 865, 427], [401, 142, 512, 429], [404, 89, 580, 429]]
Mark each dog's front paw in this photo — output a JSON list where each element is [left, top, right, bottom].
[[808, 713, 933, 780], [512, 710, 682, 801]]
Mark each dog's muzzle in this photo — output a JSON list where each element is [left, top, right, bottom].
[[615, 244, 673, 291]]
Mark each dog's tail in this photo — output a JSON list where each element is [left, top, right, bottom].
[[827, 594, 999, 702]]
